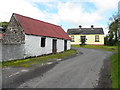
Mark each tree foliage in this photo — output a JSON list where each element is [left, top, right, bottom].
[[0, 21, 9, 29], [105, 14, 120, 46]]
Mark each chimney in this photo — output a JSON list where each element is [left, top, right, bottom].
[[79, 25, 82, 28], [91, 25, 94, 30], [91, 25, 94, 28], [79, 25, 82, 30]]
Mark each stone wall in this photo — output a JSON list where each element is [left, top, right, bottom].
[[3, 15, 25, 44], [1, 44, 25, 62]]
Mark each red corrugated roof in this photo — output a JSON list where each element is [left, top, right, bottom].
[[14, 13, 71, 40]]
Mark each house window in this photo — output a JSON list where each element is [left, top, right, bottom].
[[71, 35, 74, 42], [95, 35, 99, 42], [41, 37, 46, 47]]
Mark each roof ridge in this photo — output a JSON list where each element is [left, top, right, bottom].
[[13, 13, 61, 27], [68, 27, 103, 29]]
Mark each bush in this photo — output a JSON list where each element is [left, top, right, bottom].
[[104, 36, 119, 46]]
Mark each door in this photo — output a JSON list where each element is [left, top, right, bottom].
[[81, 36, 86, 45], [52, 39, 57, 53], [64, 40, 67, 51]]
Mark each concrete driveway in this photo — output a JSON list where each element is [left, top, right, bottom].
[[2, 47, 113, 88]]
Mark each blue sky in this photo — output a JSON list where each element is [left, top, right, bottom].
[[0, 0, 119, 35]]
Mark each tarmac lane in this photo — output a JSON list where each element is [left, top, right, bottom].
[[2, 47, 113, 88]]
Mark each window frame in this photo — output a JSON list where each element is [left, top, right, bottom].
[[95, 35, 99, 42], [41, 37, 46, 47], [71, 35, 74, 42]]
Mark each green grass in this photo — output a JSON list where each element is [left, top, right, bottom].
[[111, 53, 119, 88], [71, 45, 118, 52], [2, 49, 76, 67]]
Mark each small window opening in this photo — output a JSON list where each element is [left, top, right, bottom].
[[41, 37, 46, 47], [95, 35, 99, 42]]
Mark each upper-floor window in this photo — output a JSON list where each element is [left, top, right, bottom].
[[95, 35, 99, 42], [41, 37, 46, 47], [71, 35, 74, 42]]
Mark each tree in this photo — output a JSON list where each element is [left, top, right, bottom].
[[105, 10, 120, 45], [109, 18, 119, 42], [0, 21, 9, 29], [105, 13, 120, 46]]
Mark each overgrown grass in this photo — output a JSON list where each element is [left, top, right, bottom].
[[110, 53, 119, 88], [2, 49, 76, 67], [71, 45, 118, 52]]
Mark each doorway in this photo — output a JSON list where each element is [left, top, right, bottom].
[[81, 36, 86, 45], [64, 40, 67, 51], [52, 39, 57, 53]]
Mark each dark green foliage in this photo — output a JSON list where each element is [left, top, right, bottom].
[[0, 21, 9, 29], [105, 18, 120, 46]]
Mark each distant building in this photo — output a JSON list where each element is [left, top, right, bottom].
[[67, 25, 104, 45]]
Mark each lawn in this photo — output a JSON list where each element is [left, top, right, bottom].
[[72, 44, 119, 88], [110, 53, 119, 88], [2, 49, 76, 67], [71, 45, 118, 52]]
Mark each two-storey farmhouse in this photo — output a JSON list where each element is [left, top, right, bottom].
[[67, 25, 104, 45]]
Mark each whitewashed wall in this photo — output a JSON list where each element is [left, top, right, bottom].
[[57, 39, 64, 52], [25, 35, 52, 57], [25, 35, 71, 58], [67, 40, 71, 50], [1, 35, 71, 62]]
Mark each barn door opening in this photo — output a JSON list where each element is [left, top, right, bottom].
[[64, 40, 67, 51], [52, 39, 57, 54]]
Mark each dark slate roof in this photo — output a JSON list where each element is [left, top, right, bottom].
[[67, 28, 104, 35], [14, 13, 71, 40]]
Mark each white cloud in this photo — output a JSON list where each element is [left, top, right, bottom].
[[0, 0, 119, 35], [92, 0, 119, 11], [0, 0, 45, 22], [57, 2, 102, 27]]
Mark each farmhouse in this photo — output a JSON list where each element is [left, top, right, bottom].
[[2, 13, 71, 61], [67, 25, 104, 45]]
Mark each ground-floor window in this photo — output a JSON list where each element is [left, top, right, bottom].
[[95, 35, 99, 42], [71, 35, 74, 42], [41, 37, 46, 47]]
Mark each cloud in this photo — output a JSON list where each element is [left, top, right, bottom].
[[0, 0, 119, 35], [57, 2, 102, 27], [92, 0, 119, 11], [0, 0, 45, 22]]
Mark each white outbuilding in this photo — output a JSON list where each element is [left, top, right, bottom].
[[2, 13, 71, 61]]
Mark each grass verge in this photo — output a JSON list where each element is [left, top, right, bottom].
[[2, 49, 76, 67], [71, 45, 118, 52], [110, 53, 119, 88]]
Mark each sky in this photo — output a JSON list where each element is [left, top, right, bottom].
[[0, 0, 119, 35]]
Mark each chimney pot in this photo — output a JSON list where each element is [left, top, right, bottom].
[[91, 25, 94, 28], [79, 25, 82, 28]]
